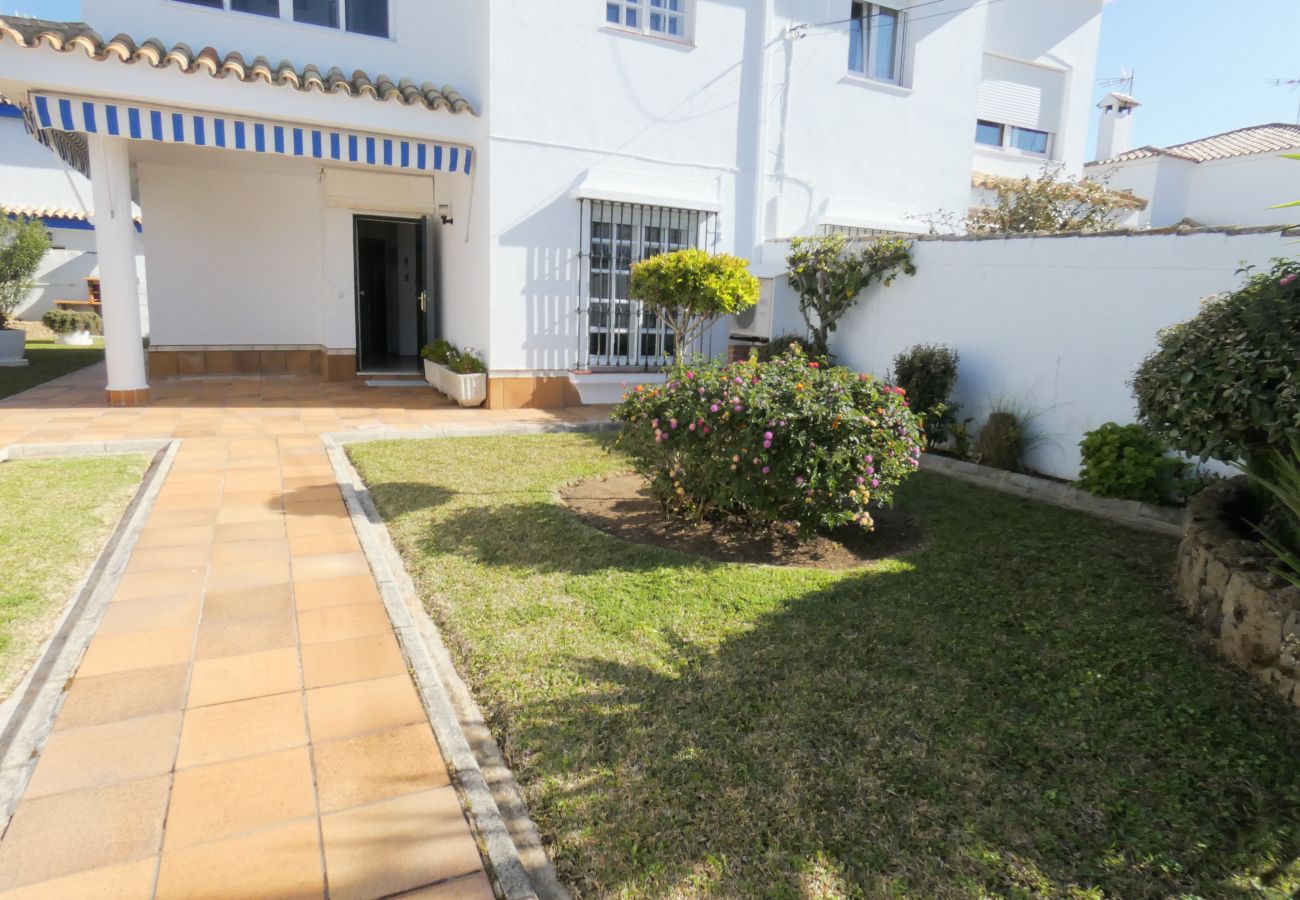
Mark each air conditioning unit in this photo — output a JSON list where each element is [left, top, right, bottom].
[[731, 277, 775, 340]]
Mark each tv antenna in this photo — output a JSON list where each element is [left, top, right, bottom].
[[1269, 78, 1300, 124], [1099, 67, 1135, 97]]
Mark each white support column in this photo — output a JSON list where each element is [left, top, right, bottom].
[[86, 134, 148, 405]]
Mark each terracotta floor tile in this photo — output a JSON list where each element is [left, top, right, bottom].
[[313, 724, 448, 813], [125, 543, 212, 573], [97, 596, 201, 636], [214, 505, 285, 526], [287, 531, 361, 558], [143, 508, 219, 530], [213, 520, 285, 543], [202, 583, 293, 623], [154, 817, 323, 900], [282, 485, 341, 505], [77, 625, 195, 677], [25, 712, 182, 798], [291, 552, 371, 582], [306, 674, 425, 743], [293, 575, 382, 610], [210, 538, 290, 565], [320, 788, 483, 900], [297, 602, 392, 645], [134, 524, 215, 550], [55, 664, 189, 731], [205, 558, 291, 593], [285, 513, 356, 539], [165, 747, 316, 850], [282, 499, 348, 519], [176, 691, 308, 768], [112, 567, 206, 603], [219, 489, 282, 508], [152, 492, 221, 512], [409, 872, 497, 899], [300, 633, 407, 689], [0, 775, 170, 890], [194, 608, 297, 659], [0, 857, 158, 900], [187, 647, 302, 708]]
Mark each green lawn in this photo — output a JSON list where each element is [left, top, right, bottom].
[[351, 434, 1300, 899], [0, 338, 104, 401], [0, 454, 148, 698]]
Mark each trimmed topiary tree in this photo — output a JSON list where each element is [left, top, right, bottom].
[[1133, 258, 1300, 463], [786, 234, 915, 357], [612, 346, 924, 535], [628, 248, 759, 358]]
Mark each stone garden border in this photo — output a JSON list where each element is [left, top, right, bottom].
[[920, 453, 1186, 536], [1177, 478, 1300, 711]]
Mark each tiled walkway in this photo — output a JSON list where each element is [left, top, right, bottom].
[[0, 365, 604, 899]]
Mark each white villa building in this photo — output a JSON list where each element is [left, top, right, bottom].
[[1087, 94, 1300, 229], [0, 0, 1110, 407]]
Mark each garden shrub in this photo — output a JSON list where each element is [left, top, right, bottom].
[[0, 216, 49, 329], [41, 310, 102, 335], [756, 333, 822, 363], [1241, 440, 1300, 589], [891, 344, 960, 446], [974, 410, 1023, 472], [1133, 258, 1300, 463], [1077, 422, 1193, 505], [612, 347, 924, 535]]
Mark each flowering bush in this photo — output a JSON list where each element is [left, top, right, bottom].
[[611, 347, 924, 534]]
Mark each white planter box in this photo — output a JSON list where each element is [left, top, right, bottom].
[[567, 370, 667, 405], [0, 328, 27, 367], [423, 359, 486, 407], [55, 330, 95, 346]]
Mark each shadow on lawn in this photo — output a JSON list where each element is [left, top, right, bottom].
[[423, 489, 1300, 897]]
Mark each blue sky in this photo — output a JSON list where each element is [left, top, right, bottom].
[[6, 0, 1300, 157]]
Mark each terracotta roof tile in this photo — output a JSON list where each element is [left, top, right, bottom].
[[1092, 123, 1300, 165], [0, 15, 475, 115]]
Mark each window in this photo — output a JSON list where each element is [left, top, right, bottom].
[[171, 0, 390, 37], [605, 0, 689, 42], [580, 201, 716, 367], [293, 0, 336, 28], [849, 2, 904, 83], [1009, 126, 1049, 155], [975, 119, 1004, 147], [974, 118, 1051, 156]]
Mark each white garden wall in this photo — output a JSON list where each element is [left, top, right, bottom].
[[819, 226, 1298, 480]]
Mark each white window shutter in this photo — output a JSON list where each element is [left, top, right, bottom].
[[978, 56, 1063, 133]]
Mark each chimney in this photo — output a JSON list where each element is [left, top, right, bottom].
[[1095, 92, 1140, 161]]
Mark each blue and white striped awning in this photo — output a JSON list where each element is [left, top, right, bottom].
[[26, 91, 473, 179]]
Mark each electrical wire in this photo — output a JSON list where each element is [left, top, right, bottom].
[[790, 0, 1012, 38]]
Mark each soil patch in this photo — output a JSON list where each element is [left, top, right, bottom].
[[560, 472, 920, 569]]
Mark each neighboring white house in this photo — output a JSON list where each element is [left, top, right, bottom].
[[1086, 95, 1300, 229], [0, 100, 147, 327], [0, 0, 1111, 407]]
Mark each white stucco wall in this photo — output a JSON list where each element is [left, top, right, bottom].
[[817, 229, 1297, 479]]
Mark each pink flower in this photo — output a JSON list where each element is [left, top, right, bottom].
[[795, 476, 805, 486], [686, 371, 696, 379], [871, 478, 880, 487], [710, 404, 719, 413], [763, 431, 773, 441], [762, 466, 770, 474], [1283, 274, 1298, 287], [688, 422, 696, 431], [763, 440, 772, 449]]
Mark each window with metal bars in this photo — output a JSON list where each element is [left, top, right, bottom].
[[578, 200, 717, 369]]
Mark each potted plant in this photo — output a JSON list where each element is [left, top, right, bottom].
[[42, 310, 101, 346], [443, 347, 488, 407], [420, 338, 454, 392], [0, 215, 50, 367], [420, 339, 488, 407]]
